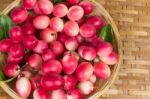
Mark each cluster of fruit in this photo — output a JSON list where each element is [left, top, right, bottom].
[[0, 0, 118, 98]]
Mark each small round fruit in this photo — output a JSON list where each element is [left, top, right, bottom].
[[64, 75, 77, 90], [4, 64, 20, 77], [11, 7, 28, 23], [42, 60, 62, 74], [67, 89, 83, 99], [75, 62, 93, 81], [0, 39, 12, 52], [33, 87, 50, 99], [66, 0, 80, 5], [22, 0, 37, 9], [42, 49, 56, 61], [30, 74, 42, 90], [80, 23, 96, 38], [34, 3, 42, 14], [9, 26, 24, 43], [16, 77, 31, 98], [67, 5, 84, 21], [53, 4, 68, 17], [41, 73, 64, 91], [33, 40, 48, 54], [33, 15, 50, 29], [79, 1, 94, 15], [51, 89, 67, 99], [22, 23, 35, 36], [7, 54, 23, 64], [86, 16, 104, 30], [97, 42, 113, 57], [65, 37, 78, 51], [50, 17, 64, 32], [50, 41, 65, 56], [40, 28, 57, 43], [57, 33, 69, 43], [23, 35, 38, 49], [64, 21, 79, 37], [100, 51, 118, 65], [94, 62, 111, 79]]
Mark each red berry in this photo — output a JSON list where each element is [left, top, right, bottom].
[[0, 39, 12, 52], [22, 0, 37, 9], [33, 87, 50, 99], [22, 23, 35, 36], [42, 49, 56, 61]]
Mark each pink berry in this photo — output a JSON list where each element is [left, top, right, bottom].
[[66, 0, 80, 5], [67, 5, 84, 21], [100, 51, 118, 65], [78, 45, 96, 61], [34, 3, 42, 14], [33, 15, 50, 29], [86, 16, 104, 30], [16, 77, 31, 98], [4, 64, 20, 77], [41, 73, 64, 91], [9, 26, 24, 43], [94, 62, 111, 79], [40, 28, 57, 43], [33, 40, 48, 54], [30, 74, 42, 90], [33, 87, 50, 99], [11, 7, 28, 23], [42, 49, 56, 61], [65, 37, 78, 51], [7, 54, 23, 64], [80, 23, 96, 38], [27, 54, 42, 68], [97, 42, 113, 57], [64, 21, 79, 37], [79, 1, 94, 15], [22, 0, 37, 9], [64, 51, 80, 61], [9, 43, 25, 58], [67, 89, 83, 99], [42, 59, 62, 74], [75, 62, 93, 81], [53, 4, 68, 18], [22, 23, 35, 36], [0, 39, 12, 52], [64, 75, 77, 90], [50, 17, 64, 32], [50, 41, 65, 56], [51, 89, 67, 99], [38, 0, 53, 15], [23, 35, 38, 49]]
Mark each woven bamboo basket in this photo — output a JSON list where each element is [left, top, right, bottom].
[[0, 0, 121, 99]]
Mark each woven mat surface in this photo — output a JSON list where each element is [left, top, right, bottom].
[[0, 0, 150, 99]]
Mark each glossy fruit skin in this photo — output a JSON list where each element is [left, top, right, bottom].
[[79, 1, 94, 15], [34, 3, 42, 14], [9, 26, 25, 43], [50, 41, 65, 56], [86, 16, 104, 30], [64, 21, 79, 37], [64, 75, 77, 90], [65, 37, 78, 51], [51, 89, 67, 99], [62, 52, 78, 74], [7, 54, 23, 64], [33, 87, 50, 99], [30, 74, 42, 90], [75, 62, 93, 81], [22, 23, 35, 36], [80, 23, 96, 38], [100, 51, 118, 65], [22, 0, 37, 9], [42, 60, 62, 74], [53, 4, 68, 17], [16, 77, 31, 98], [50, 17, 64, 32], [4, 64, 20, 77], [67, 5, 84, 21], [41, 73, 64, 91], [33, 40, 48, 54], [42, 49, 56, 61], [94, 62, 111, 79], [66, 0, 80, 5], [40, 28, 57, 43], [23, 35, 38, 49], [11, 7, 28, 23], [97, 42, 113, 57], [67, 89, 83, 99], [33, 15, 50, 29], [9, 43, 25, 58], [0, 39, 12, 52]]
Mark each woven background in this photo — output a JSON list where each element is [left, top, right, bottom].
[[0, 0, 150, 99]]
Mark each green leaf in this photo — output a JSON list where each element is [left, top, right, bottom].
[[0, 71, 5, 81], [0, 15, 14, 40], [99, 24, 115, 44], [53, 0, 66, 4]]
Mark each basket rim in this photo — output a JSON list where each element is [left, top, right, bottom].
[[0, 0, 122, 99]]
